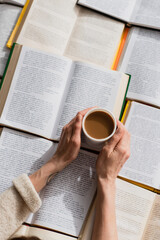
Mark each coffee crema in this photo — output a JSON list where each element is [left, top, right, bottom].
[[84, 111, 114, 139]]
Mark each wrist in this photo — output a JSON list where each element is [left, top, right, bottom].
[[42, 160, 58, 176], [29, 162, 58, 193], [47, 154, 66, 173], [97, 177, 116, 195]]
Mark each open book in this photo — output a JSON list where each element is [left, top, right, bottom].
[[0, 44, 129, 146], [13, 173, 160, 239], [0, 127, 97, 237], [118, 27, 160, 108], [119, 101, 160, 192], [81, 177, 160, 240], [0, 4, 21, 77], [78, 0, 160, 31], [7, 0, 125, 69], [4, 126, 160, 240]]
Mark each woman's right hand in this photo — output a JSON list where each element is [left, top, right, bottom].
[[96, 120, 130, 185]]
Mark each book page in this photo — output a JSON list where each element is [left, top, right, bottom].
[[130, 0, 160, 30], [54, 62, 124, 138], [65, 8, 124, 68], [79, 201, 95, 240], [13, 225, 76, 240], [16, 0, 79, 54], [29, 150, 97, 237], [0, 127, 56, 194], [78, 0, 136, 22], [119, 27, 160, 107], [0, 46, 72, 139], [120, 101, 160, 189], [116, 179, 155, 239], [0, 4, 21, 77], [81, 178, 155, 240], [15, 0, 124, 68], [142, 195, 160, 240]]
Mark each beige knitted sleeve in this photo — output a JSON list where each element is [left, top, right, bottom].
[[0, 174, 42, 240]]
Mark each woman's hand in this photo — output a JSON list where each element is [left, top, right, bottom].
[[92, 121, 130, 240], [29, 107, 94, 192], [96, 120, 130, 185], [48, 107, 95, 172]]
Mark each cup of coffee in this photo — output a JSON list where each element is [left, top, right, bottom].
[[82, 108, 116, 149]]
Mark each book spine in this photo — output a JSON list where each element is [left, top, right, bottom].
[[118, 176, 156, 192], [121, 100, 131, 123], [7, 0, 30, 48], [119, 74, 131, 121], [154, 188, 160, 194], [0, 43, 16, 89], [111, 27, 129, 70]]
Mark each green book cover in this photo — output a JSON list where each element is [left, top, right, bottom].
[[119, 74, 131, 121], [0, 43, 16, 89]]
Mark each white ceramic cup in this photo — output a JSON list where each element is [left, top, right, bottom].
[[82, 108, 117, 150]]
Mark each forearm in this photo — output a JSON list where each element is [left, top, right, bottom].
[[92, 179, 118, 240], [29, 159, 57, 193]]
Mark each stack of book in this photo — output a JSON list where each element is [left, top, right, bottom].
[[1, 0, 160, 239]]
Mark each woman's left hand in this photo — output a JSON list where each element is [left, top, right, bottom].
[[29, 107, 94, 192], [48, 107, 94, 173]]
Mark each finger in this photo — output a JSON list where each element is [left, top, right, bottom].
[[67, 116, 76, 127], [103, 121, 125, 153], [59, 128, 65, 143], [58, 111, 84, 146], [71, 113, 83, 143], [65, 106, 98, 129], [66, 124, 73, 142], [116, 130, 130, 162], [59, 123, 73, 146], [78, 106, 98, 117], [58, 123, 67, 144], [59, 115, 77, 142]]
